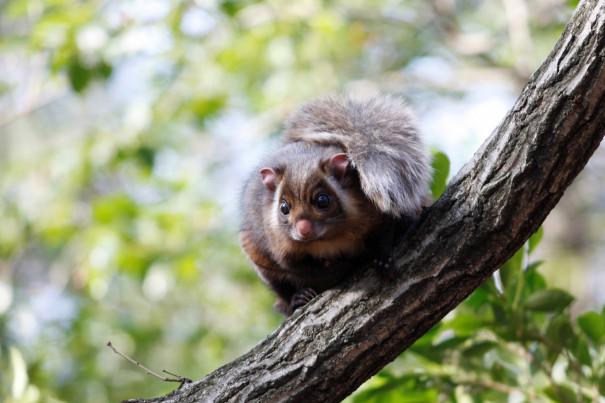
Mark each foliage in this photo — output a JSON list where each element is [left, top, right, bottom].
[[351, 223, 605, 402], [430, 150, 450, 200], [0, 0, 590, 402]]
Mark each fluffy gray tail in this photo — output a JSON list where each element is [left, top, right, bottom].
[[284, 95, 432, 217]]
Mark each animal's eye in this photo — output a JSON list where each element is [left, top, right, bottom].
[[280, 200, 290, 215], [315, 194, 331, 210]]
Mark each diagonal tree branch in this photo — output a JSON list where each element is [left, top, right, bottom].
[[126, 0, 605, 401]]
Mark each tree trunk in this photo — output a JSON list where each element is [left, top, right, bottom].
[[127, 1, 605, 401]]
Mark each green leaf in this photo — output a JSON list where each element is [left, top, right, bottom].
[[92, 194, 138, 225], [66, 56, 111, 93], [442, 312, 491, 336], [499, 247, 524, 293], [545, 314, 574, 363], [571, 338, 592, 367], [523, 289, 574, 312], [434, 336, 468, 351], [463, 341, 498, 357], [409, 324, 445, 361], [429, 151, 450, 199], [524, 269, 547, 294], [96, 60, 113, 79], [465, 286, 496, 311], [136, 146, 156, 169], [355, 386, 439, 403], [528, 227, 543, 253], [351, 372, 439, 402], [577, 311, 605, 345], [525, 260, 544, 274], [220, 0, 245, 16], [545, 314, 574, 347], [67, 56, 91, 93], [411, 324, 442, 347], [543, 383, 577, 403], [190, 96, 227, 125]]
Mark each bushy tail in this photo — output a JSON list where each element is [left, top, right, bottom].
[[284, 95, 432, 217]]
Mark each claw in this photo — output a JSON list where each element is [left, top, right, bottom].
[[290, 287, 318, 311], [374, 254, 394, 280]]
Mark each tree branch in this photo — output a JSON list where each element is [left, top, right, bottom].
[[125, 1, 605, 401]]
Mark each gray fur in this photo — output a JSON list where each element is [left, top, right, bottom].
[[284, 95, 432, 217]]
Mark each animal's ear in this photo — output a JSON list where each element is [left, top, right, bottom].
[[330, 153, 349, 183], [260, 168, 278, 191]]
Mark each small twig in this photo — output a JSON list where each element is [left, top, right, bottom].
[[106, 341, 192, 386]]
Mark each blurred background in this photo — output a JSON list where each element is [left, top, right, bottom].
[[1, 0, 602, 401]]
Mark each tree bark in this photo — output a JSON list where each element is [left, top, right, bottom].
[[127, 1, 605, 401]]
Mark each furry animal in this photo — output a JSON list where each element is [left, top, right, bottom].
[[239, 95, 432, 315]]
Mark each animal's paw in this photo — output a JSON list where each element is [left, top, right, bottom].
[[374, 253, 394, 280], [290, 287, 318, 311]]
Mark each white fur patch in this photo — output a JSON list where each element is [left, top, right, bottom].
[[269, 181, 285, 229]]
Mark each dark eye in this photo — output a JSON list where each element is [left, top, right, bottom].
[[315, 194, 331, 210], [280, 200, 290, 215]]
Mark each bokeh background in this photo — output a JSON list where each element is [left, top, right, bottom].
[[1, 0, 602, 401]]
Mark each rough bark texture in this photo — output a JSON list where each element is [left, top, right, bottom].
[[127, 1, 605, 402]]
